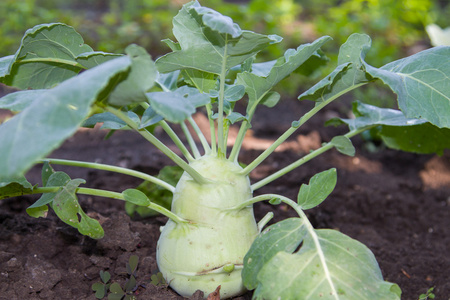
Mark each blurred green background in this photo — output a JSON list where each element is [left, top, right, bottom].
[[1, 0, 449, 96]]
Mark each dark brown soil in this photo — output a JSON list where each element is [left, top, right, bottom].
[[0, 96, 449, 300]]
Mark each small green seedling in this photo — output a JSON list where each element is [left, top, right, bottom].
[[1, 1, 449, 299], [92, 271, 112, 299], [150, 272, 167, 287], [91, 255, 139, 300], [418, 287, 436, 300]]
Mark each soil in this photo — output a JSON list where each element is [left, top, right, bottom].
[[0, 91, 449, 300]]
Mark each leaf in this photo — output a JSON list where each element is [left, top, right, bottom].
[[146, 85, 210, 123], [127, 255, 139, 275], [363, 46, 450, 128], [108, 283, 125, 299], [0, 55, 131, 179], [100, 270, 111, 284], [297, 168, 337, 210], [156, 1, 281, 75], [26, 171, 70, 218], [1, 23, 94, 89], [182, 69, 216, 94], [237, 36, 331, 115], [156, 70, 180, 92], [83, 111, 139, 130], [298, 34, 373, 103], [330, 136, 355, 156], [92, 282, 107, 299], [0, 89, 47, 112], [124, 275, 137, 293], [76, 52, 123, 69], [0, 55, 14, 78], [139, 107, 163, 129], [122, 189, 151, 207], [378, 123, 450, 156], [242, 218, 307, 290], [125, 165, 182, 218], [333, 101, 428, 130], [52, 177, 104, 239], [150, 272, 166, 286], [108, 44, 157, 106], [41, 161, 55, 188], [333, 101, 450, 155], [253, 229, 401, 300], [0, 175, 34, 200]]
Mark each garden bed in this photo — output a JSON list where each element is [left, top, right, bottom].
[[0, 96, 449, 299]]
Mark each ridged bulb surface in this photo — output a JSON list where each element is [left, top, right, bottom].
[[156, 156, 258, 298]]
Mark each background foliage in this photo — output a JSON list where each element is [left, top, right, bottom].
[[1, 0, 449, 95]]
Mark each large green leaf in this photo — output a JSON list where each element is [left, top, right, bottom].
[[297, 169, 337, 210], [298, 34, 374, 103], [146, 85, 210, 123], [108, 44, 157, 106], [156, 1, 281, 75], [378, 123, 450, 155], [0, 89, 47, 111], [236, 36, 331, 115], [242, 218, 307, 290], [333, 101, 450, 155], [1, 23, 94, 89], [364, 46, 450, 128], [253, 229, 401, 300], [0, 56, 131, 179]]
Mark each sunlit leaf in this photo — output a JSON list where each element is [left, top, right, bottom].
[[237, 36, 331, 115], [364, 46, 450, 128], [243, 218, 306, 290], [156, 1, 281, 75], [297, 168, 337, 209], [1, 23, 93, 89], [298, 34, 373, 103], [253, 229, 401, 300]]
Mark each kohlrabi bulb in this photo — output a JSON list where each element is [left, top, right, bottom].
[[156, 156, 258, 298]]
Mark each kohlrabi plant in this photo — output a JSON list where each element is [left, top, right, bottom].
[[1, 1, 449, 299]]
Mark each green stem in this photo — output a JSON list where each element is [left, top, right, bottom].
[[251, 128, 367, 190], [228, 120, 250, 162], [159, 120, 195, 162], [217, 39, 228, 158], [206, 103, 217, 156], [241, 83, 366, 176], [140, 102, 194, 162], [105, 106, 210, 184], [38, 158, 175, 193], [31, 186, 186, 224], [181, 122, 201, 159], [187, 116, 211, 155]]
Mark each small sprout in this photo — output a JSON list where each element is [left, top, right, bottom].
[[91, 271, 111, 299], [91, 256, 140, 299], [418, 287, 435, 300], [150, 272, 167, 286]]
